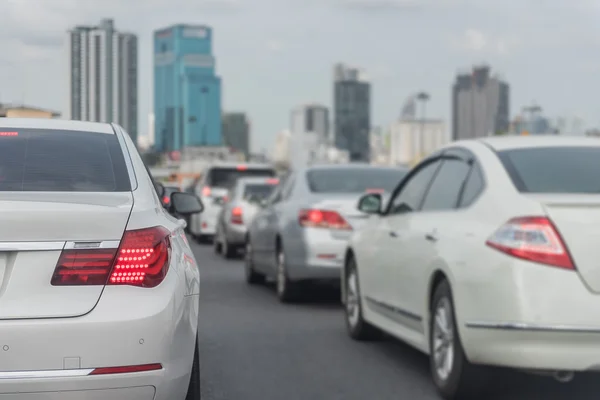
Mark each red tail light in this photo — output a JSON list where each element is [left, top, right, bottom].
[[202, 186, 211, 197], [162, 195, 170, 204], [485, 216, 574, 270], [231, 207, 243, 224], [236, 165, 248, 171], [51, 226, 172, 288], [298, 209, 352, 230], [90, 363, 163, 375], [366, 188, 384, 194], [266, 178, 279, 185]]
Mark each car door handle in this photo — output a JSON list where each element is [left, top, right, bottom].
[[425, 231, 438, 242], [389, 230, 399, 238]]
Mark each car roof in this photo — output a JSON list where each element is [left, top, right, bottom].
[[206, 162, 274, 170], [0, 118, 116, 134], [473, 135, 600, 152], [236, 176, 279, 185], [302, 163, 407, 173]]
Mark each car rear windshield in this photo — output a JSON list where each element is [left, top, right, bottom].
[[207, 167, 275, 189], [306, 168, 406, 193], [498, 146, 600, 193], [0, 128, 131, 192], [243, 184, 275, 201]]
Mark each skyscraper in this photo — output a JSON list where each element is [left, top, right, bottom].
[[222, 112, 250, 159], [67, 18, 138, 141], [153, 24, 222, 152], [290, 103, 329, 143], [333, 63, 370, 162], [451, 65, 509, 140]]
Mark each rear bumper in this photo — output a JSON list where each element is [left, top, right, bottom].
[[456, 249, 600, 371], [225, 224, 246, 245], [287, 228, 351, 281], [0, 271, 199, 400]]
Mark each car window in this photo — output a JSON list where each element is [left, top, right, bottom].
[[243, 184, 276, 201], [281, 174, 296, 200], [497, 146, 600, 193], [458, 164, 484, 207], [421, 158, 471, 211], [388, 160, 441, 215], [0, 128, 131, 192], [306, 167, 406, 194], [206, 167, 276, 189]]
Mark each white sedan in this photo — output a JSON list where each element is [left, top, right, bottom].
[[343, 136, 600, 399], [0, 118, 203, 400]]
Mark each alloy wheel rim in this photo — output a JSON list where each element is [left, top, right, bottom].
[[346, 270, 360, 327], [276, 252, 286, 295], [432, 297, 455, 381]]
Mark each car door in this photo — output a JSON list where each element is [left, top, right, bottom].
[[365, 159, 442, 328], [262, 174, 296, 271], [252, 178, 286, 266], [395, 153, 473, 330]]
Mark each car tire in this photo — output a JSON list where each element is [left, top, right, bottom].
[[344, 256, 381, 341], [222, 239, 236, 259], [185, 336, 200, 400], [245, 240, 265, 284], [429, 279, 485, 399], [213, 234, 222, 255], [275, 247, 300, 303]]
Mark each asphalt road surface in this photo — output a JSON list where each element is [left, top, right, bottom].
[[194, 240, 600, 400]]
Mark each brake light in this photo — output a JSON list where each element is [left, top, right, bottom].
[[202, 186, 211, 197], [298, 209, 352, 230], [162, 195, 170, 204], [89, 363, 163, 375], [231, 207, 243, 224], [266, 178, 279, 185], [366, 188, 384, 194], [485, 216, 574, 270], [236, 165, 248, 171], [51, 226, 172, 287]]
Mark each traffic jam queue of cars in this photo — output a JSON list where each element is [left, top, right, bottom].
[[191, 136, 600, 399]]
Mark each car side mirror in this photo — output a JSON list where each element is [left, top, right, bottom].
[[171, 192, 204, 215], [357, 193, 382, 214]]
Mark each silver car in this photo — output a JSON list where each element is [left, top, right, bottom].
[[214, 176, 280, 258], [244, 164, 408, 302]]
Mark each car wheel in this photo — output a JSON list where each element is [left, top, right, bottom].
[[345, 256, 381, 340], [222, 238, 236, 259], [276, 247, 300, 303], [430, 279, 484, 399], [185, 336, 200, 400], [245, 240, 265, 284], [213, 230, 222, 255]]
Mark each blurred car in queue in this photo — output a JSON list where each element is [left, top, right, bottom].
[[189, 163, 277, 242], [160, 183, 182, 209], [214, 176, 280, 259], [244, 164, 408, 302]]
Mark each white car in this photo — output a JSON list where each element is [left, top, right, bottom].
[[0, 118, 203, 400], [189, 163, 276, 242], [343, 136, 600, 398]]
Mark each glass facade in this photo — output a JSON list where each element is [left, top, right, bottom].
[[153, 25, 222, 152]]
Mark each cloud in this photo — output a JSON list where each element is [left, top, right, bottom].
[[265, 39, 285, 52], [448, 29, 519, 56]]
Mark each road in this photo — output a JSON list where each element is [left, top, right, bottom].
[[194, 240, 600, 400]]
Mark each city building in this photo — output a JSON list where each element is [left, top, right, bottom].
[[389, 119, 447, 166], [222, 112, 250, 159], [370, 126, 391, 165], [153, 24, 222, 152], [290, 103, 330, 145], [0, 104, 60, 119], [451, 65, 509, 140], [67, 18, 138, 141], [333, 63, 371, 162]]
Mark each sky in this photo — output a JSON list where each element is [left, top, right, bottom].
[[0, 0, 599, 152]]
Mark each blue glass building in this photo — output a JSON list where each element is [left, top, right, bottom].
[[153, 24, 222, 151]]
